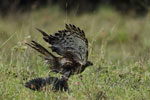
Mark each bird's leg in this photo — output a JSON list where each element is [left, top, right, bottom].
[[52, 71, 71, 92], [63, 71, 71, 79], [52, 76, 69, 92]]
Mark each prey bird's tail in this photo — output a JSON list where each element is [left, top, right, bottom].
[[25, 76, 69, 92], [25, 76, 58, 91]]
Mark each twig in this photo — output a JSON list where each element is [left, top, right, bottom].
[[0, 32, 16, 50]]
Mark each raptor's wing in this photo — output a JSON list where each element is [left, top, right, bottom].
[[37, 24, 88, 65]]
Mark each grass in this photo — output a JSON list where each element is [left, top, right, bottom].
[[0, 6, 150, 100]]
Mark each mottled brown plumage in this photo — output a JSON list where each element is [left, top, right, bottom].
[[26, 24, 93, 78]]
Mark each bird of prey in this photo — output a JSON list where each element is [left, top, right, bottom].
[[25, 24, 93, 91]]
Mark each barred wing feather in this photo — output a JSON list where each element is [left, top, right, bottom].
[[37, 24, 88, 65]]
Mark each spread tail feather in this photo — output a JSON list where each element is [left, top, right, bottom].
[[26, 40, 56, 60]]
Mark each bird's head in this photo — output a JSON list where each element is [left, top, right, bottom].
[[86, 61, 93, 66], [80, 61, 93, 73], [79, 61, 93, 67]]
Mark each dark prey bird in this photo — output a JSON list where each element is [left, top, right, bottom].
[[25, 24, 93, 91]]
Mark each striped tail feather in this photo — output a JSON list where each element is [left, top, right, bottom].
[[26, 40, 56, 61]]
